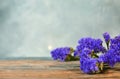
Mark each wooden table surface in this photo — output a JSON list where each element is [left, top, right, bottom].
[[0, 60, 119, 79]]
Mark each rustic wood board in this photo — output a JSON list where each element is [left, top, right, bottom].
[[0, 60, 119, 79]]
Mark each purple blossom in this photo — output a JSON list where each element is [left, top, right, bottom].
[[99, 50, 117, 67], [78, 37, 105, 52], [74, 37, 106, 57], [80, 58, 100, 74], [99, 35, 120, 67], [50, 32, 120, 74], [103, 32, 110, 43], [80, 48, 102, 73], [74, 50, 80, 57], [110, 35, 120, 48], [51, 47, 73, 61], [111, 35, 120, 44], [80, 48, 92, 59]]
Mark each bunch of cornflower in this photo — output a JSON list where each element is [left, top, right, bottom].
[[50, 32, 120, 74], [99, 34, 120, 67], [74, 37, 106, 57], [50, 47, 78, 61], [76, 37, 105, 74]]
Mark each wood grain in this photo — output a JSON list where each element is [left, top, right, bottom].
[[0, 60, 119, 79]]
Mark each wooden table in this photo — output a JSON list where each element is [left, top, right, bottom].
[[0, 60, 119, 79]]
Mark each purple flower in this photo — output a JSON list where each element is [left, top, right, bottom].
[[79, 48, 103, 74], [103, 32, 111, 49], [78, 37, 105, 53], [99, 35, 120, 67], [80, 58, 100, 74], [74, 50, 80, 57], [74, 37, 106, 57], [50, 32, 120, 74], [80, 48, 92, 59], [110, 35, 120, 46], [51, 47, 73, 61], [103, 32, 110, 43], [99, 51, 117, 67]]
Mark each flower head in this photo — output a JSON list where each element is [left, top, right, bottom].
[[51, 47, 74, 61], [80, 48, 103, 73], [80, 58, 102, 74], [99, 50, 117, 67], [74, 50, 80, 57], [80, 48, 92, 59], [78, 37, 105, 53], [74, 37, 106, 57], [99, 40, 120, 67], [103, 32, 110, 43]]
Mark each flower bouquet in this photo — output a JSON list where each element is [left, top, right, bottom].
[[50, 32, 120, 74]]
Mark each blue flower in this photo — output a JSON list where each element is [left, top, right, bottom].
[[51, 47, 73, 61], [78, 37, 105, 53], [99, 51, 117, 67], [80, 58, 100, 74], [79, 48, 103, 74], [110, 35, 120, 47], [103, 32, 110, 43], [99, 43, 120, 67], [73, 50, 80, 57], [74, 37, 106, 57], [50, 32, 120, 74], [80, 48, 92, 59]]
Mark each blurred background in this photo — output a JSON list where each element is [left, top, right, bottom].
[[0, 0, 120, 57]]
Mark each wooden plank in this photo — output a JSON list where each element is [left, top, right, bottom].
[[0, 60, 119, 79]]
